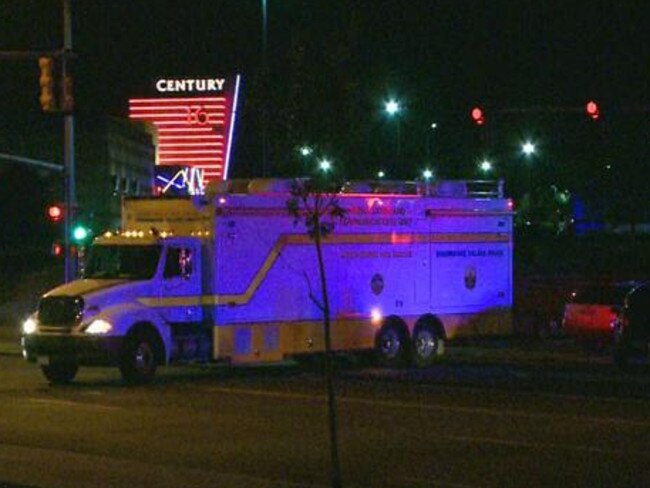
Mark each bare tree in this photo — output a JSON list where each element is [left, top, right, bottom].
[[287, 176, 345, 488]]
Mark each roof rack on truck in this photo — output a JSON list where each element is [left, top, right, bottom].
[[204, 178, 504, 199]]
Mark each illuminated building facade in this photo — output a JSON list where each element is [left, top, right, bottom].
[[129, 75, 241, 187]]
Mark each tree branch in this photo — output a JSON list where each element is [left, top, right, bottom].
[[303, 271, 325, 311]]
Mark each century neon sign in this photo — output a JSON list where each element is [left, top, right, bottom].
[[155, 78, 226, 93], [129, 74, 241, 185]]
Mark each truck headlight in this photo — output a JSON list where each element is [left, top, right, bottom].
[[22, 318, 38, 335], [85, 319, 113, 335]]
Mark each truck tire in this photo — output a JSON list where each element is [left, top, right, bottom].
[[412, 323, 444, 367], [41, 360, 78, 385], [120, 330, 158, 384], [375, 321, 410, 368]]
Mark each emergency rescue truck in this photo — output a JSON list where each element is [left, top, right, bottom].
[[21, 178, 514, 383]]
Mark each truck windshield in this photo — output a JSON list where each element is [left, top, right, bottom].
[[83, 244, 162, 280]]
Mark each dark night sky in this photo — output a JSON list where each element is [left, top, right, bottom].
[[2, 0, 650, 181]]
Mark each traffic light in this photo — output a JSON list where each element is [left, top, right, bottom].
[[585, 100, 600, 120], [471, 106, 485, 125], [72, 224, 91, 244], [51, 241, 63, 257], [47, 203, 64, 223], [38, 57, 56, 112]]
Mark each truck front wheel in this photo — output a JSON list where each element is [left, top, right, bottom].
[[120, 330, 158, 384], [41, 360, 78, 385]]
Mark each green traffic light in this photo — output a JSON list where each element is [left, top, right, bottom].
[[73, 225, 89, 242]]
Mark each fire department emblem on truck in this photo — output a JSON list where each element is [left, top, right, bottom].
[[371, 273, 384, 295], [465, 265, 477, 290]]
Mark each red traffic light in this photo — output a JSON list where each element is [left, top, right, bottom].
[[586, 100, 600, 120], [51, 241, 63, 257], [471, 106, 485, 125], [47, 204, 63, 222]]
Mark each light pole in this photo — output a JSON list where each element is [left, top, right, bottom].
[[427, 122, 437, 159], [261, 0, 268, 176], [521, 140, 537, 198], [298, 145, 313, 175], [62, 0, 76, 282], [0, 1, 76, 282], [384, 99, 401, 171]]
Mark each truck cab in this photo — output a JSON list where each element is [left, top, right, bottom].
[[22, 231, 209, 384]]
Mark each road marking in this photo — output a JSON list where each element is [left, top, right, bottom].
[[205, 385, 650, 428], [400, 477, 482, 488], [27, 397, 122, 411]]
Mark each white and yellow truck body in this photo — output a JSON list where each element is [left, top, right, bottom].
[[21, 179, 513, 382]]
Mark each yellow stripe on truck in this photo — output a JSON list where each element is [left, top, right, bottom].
[[138, 231, 510, 308]]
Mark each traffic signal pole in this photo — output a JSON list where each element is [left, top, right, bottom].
[[0, 1, 76, 281], [63, 0, 76, 283]]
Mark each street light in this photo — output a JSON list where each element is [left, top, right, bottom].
[[377, 170, 385, 179], [319, 158, 332, 172], [384, 99, 400, 116], [479, 160, 493, 173], [422, 169, 434, 181], [299, 145, 313, 157], [521, 141, 536, 156]]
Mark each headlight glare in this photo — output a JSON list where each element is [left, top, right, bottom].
[[22, 318, 38, 335], [85, 319, 113, 335]]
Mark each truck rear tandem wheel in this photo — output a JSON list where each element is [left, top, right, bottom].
[[411, 317, 445, 367], [375, 315, 446, 368]]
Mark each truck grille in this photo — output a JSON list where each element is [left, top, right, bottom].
[[38, 296, 84, 331]]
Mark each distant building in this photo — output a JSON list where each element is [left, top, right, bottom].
[[0, 113, 156, 238], [76, 116, 155, 231]]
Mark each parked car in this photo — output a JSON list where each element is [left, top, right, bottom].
[[613, 283, 650, 366], [561, 281, 639, 348]]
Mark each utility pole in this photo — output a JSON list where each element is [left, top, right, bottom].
[[261, 0, 269, 177], [0, 0, 76, 282], [62, 0, 76, 283]]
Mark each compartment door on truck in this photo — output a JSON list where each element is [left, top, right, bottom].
[[431, 238, 512, 311]]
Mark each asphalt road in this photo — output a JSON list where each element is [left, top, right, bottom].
[[1, 352, 650, 488]]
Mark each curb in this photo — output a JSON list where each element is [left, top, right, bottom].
[[0, 329, 22, 357], [0, 348, 22, 357], [0, 340, 22, 357]]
